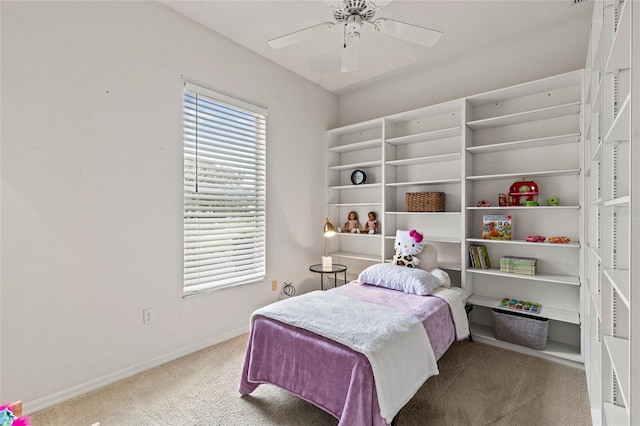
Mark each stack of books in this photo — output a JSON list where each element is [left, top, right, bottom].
[[468, 245, 491, 269], [500, 256, 536, 275]]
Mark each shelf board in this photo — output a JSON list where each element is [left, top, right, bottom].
[[387, 211, 461, 216], [604, 93, 630, 143], [467, 268, 580, 286], [603, 403, 628, 426], [328, 183, 382, 190], [469, 323, 582, 363], [328, 160, 382, 171], [327, 118, 382, 136], [386, 127, 461, 145], [603, 268, 630, 308], [603, 335, 630, 408], [384, 235, 461, 244], [603, 195, 630, 207], [466, 237, 580, 248], [604, 0, 630, 73], [328, 251, 381, 262], [466, 102, 581, 130], [334, 232, 381, 239], [468, 295, 580, 324], [466, 133, 580, 154], [590, 141, 602, 162], [386, 152, 460, 167], [466, 168, 580, 181], [591, 198, 602, 206], [328, 202, 383, 208], [587, 243, 602, 262], [386, 178, 461, 187], [328, 138, 382, 153], [382, 258, 462, 271], [466, 70, 582, 106], [466, 205, 580, 211]]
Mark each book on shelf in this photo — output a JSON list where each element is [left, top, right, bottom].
[[468, 245, 491, 269], [500, 256, 536, 275], [482, 215, 512, 240]]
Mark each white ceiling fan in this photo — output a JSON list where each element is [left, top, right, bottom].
[[267, 0, 442, 73]]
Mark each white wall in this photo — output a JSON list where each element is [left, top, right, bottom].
[[0, 1, 337, 409], [338, 14, 591, 126]]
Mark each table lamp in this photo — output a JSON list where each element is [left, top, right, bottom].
[[322, 218, 336, 269]]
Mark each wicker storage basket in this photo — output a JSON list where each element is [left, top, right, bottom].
[[492, 309, 549, 350], [405, 192, 445, 212]]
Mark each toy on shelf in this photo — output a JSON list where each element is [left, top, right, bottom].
[[498, 193, 508, 207], [477, 200, 491, 207], [342, 211, 361, 233], [508, 179, 539, 206], [362, 211, 378, 234], [546, 196, 560, 206], [548, 236, 571, 244], [500, 298, 541, 314], [525, 235, 546, 242]]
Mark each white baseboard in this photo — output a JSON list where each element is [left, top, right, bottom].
[[24, 326, 249, 414]]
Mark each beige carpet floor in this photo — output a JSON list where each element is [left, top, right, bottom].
[[30, 335, 591, 426]]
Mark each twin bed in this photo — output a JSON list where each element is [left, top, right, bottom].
[[239, 262, 469, 425]]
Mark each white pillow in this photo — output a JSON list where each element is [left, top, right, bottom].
[[357, 263, 442, 296]]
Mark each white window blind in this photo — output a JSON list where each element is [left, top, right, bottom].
[[183, 83, 267, 296]]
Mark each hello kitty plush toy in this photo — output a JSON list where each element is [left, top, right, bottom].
[[393, 229, 424, 268]]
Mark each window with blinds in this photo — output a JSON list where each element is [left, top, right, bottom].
[[183, 83, 267, 296]]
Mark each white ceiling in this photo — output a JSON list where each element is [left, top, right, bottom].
[[161, 0, 593, 95]]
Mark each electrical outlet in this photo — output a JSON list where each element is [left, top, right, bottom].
[[272, 280, 278, 291], [143, 308, 154, 324]]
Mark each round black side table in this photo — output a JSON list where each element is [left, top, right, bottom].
[[309, 264, 347, 290]]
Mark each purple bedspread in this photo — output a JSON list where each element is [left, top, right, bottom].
[[239, 282, 457, 425]]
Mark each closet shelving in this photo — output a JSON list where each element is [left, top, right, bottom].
[[326, 100, 465, 281], [583, 0, 636, 424], [326, 118, 385, 275], [326, 70, 586, 365], [463, 69, 584, 364]]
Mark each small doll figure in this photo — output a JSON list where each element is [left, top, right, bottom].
[[343, 211, 361, 233], [363, 211, 378, 234]]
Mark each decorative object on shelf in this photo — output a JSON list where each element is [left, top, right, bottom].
[[546, 196, 560, 206], [362, 211, 378, 234], [500, 256, 536, 275], [482, 215, 512, 240], [393, 229, 424, 268], [350, 169, 367, 185], [405, 192, 445, 212], [498, 193, 508, 207], [525, 235, 546, 242], [342, 211, 361, 233], [548, 236, 571, 244], [508, 178, 539, 206], [322, 218, 337, 269], [477, 200, 491, 207], [499, 298, 541, 314], [468, 245, 491, 269]]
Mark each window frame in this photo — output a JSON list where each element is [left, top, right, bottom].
[[182, 82, 267, 297]]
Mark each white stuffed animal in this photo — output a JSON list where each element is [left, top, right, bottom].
[[393, 229, 424, 268]]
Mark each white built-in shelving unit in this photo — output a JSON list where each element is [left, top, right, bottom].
[[584, 0, 637, 424], [326, 71, 586, 365], [463, 70, 584, 365]]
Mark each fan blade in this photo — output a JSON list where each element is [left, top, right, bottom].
[[268, 22, 336, 49], [372, 18, 442, 47], [341, 33, 360, 72]]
